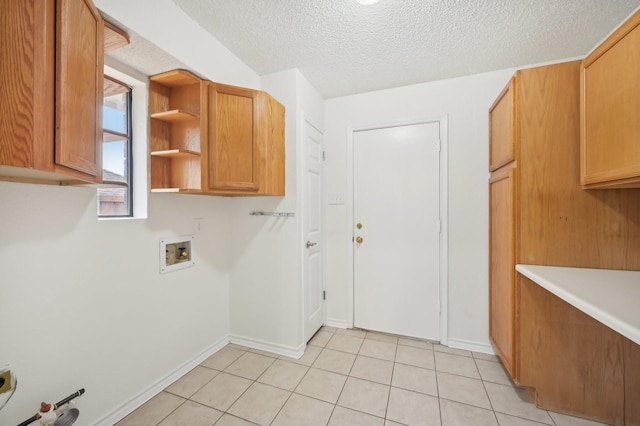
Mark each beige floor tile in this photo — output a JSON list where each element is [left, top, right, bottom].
[[391, 363, 438, 396], [321, 325, 338, 333], [548, 411, 611, 426], [358, 339, 397, 361], [325, 333, 364, 354], [440, 398, 498, 426], [337, 377, 390, 418], [485, 382, 554, 425], [257, 359, 309, 391], [386, 386, 440, 425], [164, 366, 219, 398], [281, 345, 322, 366], [395, 344, 435, 369], [295, 367, 347, 403], [476, 358, 513, 385], [215, 413, 259, 425], [398, 337, 433, 350], [384, 421, 405, 426], [191, 372, 252, 411], [158, 400, 223, 426], [312, 348, 356, 375], [350, 355, 394, 384], [437, 371, 492, 409], [434, 351, 481, 379], [495, 412, 551, 425], [116, 392, 185, 426], [201, 346, 245, 371], [271, 393, 334, 426], [336, 328, 367, 338], [224, 352, 275, 380], [473, 351, 501, 362], [309, 331, 333, 347], [433, 344, 473, 357], [365, 331, 399, 344], [227, 382, 291, 425], [328, 406, 385, 426]]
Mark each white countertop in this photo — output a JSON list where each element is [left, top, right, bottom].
[[516, 264, 640, 345]]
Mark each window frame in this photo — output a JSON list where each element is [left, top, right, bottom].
[[99, 75, 133, 218]]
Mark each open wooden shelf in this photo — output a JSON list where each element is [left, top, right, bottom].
[[150, 187, 201, 193], [150, 149, 200, 158], [150, 109, 199, 123]]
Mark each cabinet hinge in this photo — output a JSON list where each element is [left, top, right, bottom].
[[437, 139, 442, 152], [323, 290, 326, 300], [322, 151, 326, 161]]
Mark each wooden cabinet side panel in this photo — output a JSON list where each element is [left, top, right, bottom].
[[489, 165, 517, 378], [259, 92, 285, 196], [55, 0, 103, 180], [581, 12, 640, 186], [489, 80, 515, 171], [518, 275, 624, 425], [517, 60, 640, 270]]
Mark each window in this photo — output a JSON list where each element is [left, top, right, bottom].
[[98, 76, 132, 217]]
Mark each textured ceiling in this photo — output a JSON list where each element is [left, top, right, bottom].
[[169, 0, 640, 98]]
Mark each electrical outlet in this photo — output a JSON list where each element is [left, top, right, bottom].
[[328, 193, 345, 205]]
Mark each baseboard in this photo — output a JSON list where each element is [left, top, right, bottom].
[[446, 338, 496, 355], [324, 319, 349, 329], [229, 334, 305, 359], [94, 336, 229, 426]]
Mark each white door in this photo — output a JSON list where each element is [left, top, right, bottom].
[[304, 119, 325, 342], [353, 122, 441, 340]]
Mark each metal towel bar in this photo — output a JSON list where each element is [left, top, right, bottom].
[[249, 211, 295, 217]]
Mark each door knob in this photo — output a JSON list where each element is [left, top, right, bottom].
[[355, 236, 363, 244], [306, 241, 317, 248]]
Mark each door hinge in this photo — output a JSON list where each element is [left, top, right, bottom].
[[323, 290, 326, 300], [322, 151, 326, 161]]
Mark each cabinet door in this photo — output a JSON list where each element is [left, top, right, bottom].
[[489, 165, 517, 379], [489, 78, 516, 172], [55, 0, 103, 180], [581, 10, 640, 188], [207, 84, 258, 191]]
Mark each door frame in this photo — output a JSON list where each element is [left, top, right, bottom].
[[346, 116, 449, 345], [300, 112, 326, 343]]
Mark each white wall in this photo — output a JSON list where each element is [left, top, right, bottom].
[[0, 185, 232, 424], [323, 68, 516, 350], [228, 69, 324, 353]]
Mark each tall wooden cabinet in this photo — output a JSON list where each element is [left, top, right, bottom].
[[149, 70, 285, 196], [489, 60, 640, 422], [0, 0, 104, 184]]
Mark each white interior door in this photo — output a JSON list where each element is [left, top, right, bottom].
[[304, 119, 325, 342], [353, 122, 441, 340]]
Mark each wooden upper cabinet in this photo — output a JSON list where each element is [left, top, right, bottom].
[[149, 71, 285, 196], [56, 0, 104, 179], [205, 82, 285, 195], [581, 9, 640, 189], [0, 0, 105, 185], [489, 78, 516, 172]]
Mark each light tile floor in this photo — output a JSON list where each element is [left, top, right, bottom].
[[116, 326, 610, 426]]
